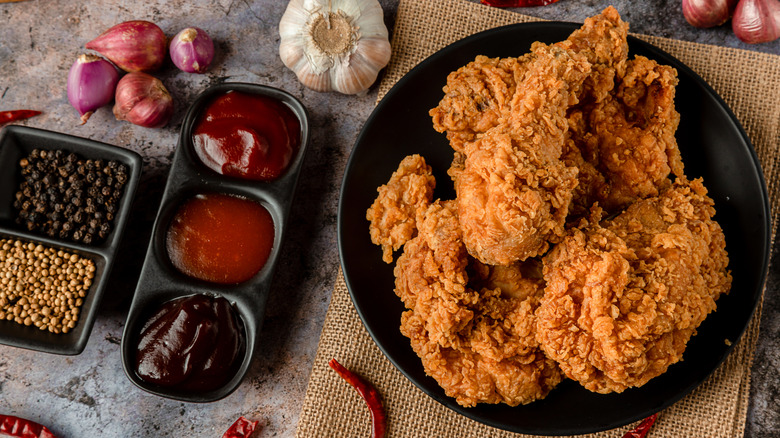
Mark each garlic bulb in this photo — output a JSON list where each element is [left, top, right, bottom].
[[279, 0, 392, 95]]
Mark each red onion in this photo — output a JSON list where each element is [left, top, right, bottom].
[[113, 72, 174, 128], [86, 20, 167, 72], [170, 27, 215, 73], [683, 0, 738, 28], [733, 0, 780, 43], [67, 54, 120, 125]]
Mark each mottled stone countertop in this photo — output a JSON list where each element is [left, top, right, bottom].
[[0, 0, 778, 437]]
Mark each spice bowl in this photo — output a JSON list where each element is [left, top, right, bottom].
[[120, 83, 309, 402], [0, 126, 142, 355]]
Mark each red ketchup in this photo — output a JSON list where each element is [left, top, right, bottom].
[[134, 294, 245, 392], [192, 90, 300, 181], [166, 193, 274, 284]]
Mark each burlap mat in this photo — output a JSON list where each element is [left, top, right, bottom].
[[296, 0, 780, 436]]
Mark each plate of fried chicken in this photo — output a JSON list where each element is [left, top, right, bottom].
[[338, 7, 770, 435]]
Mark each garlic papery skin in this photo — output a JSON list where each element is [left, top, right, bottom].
[[279, 0, 392, 95]]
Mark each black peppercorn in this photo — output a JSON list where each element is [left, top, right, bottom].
[[14, 148, 126, 245]]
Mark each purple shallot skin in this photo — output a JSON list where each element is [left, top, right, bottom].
[[67, 54, 120, 125], [170, 27, 215, 73]]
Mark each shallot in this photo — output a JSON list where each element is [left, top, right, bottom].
[[732, 0, 780, 43], [67, 54, 120, 125], [86, 20, 167, 72], [113, 72, 173, 128], [169, 27, 215, 73], [683, 0, 738, 28]]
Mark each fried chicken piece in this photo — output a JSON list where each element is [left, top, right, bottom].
[[366, 154, 435, 263], [536, 178, 731, 393], [395, 200, 561, 407], [455, 44, 590, 265], [430, 54, 532, 154], [556, 5, 629, 103], [568, 56, 684, 214]]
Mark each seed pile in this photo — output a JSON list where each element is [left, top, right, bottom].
[[0, 238, 95, 334], [14, 148, 128, 245]]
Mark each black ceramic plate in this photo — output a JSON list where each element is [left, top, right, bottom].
[[120, 83, 309, 402], [338, 23, 770, 435], [0, 126, 142, 355]]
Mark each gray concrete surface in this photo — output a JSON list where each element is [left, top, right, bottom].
[[0, 0, 777, 436]]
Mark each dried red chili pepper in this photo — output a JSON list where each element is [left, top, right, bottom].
[[0, 110, 41, 126], [328, 358, 387, 438], [0, 415, 57, 438], [622, 413, 659, 438], [221, 416, 258, 438], [481, 0, 561, 7]]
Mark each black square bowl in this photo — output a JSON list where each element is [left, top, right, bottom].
[[120, 83, 309, 402], [0, 125, 142, 355]]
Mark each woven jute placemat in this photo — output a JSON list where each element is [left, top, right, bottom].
[[296, 0, 780, 436]]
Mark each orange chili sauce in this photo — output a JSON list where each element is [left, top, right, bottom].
[[165, 193, 274, 284]]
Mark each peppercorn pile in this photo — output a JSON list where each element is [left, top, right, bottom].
[[0, 238, 95, 334], [13, 148, 128, 245]]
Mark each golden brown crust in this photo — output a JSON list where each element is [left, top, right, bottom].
[[454, 44, 590, 265], [395, 201, 561, 407], [366, 154, 436, 263], [566, 56, 684, 214], [537, 179, 731, 393]]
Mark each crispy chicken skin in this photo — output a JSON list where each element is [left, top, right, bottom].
[[536, 179, 731, 393], [395, 201, 561, 407], [430, 54, 532, 154], [366, 154, 435, 263], [567, 56, 684, 215], [455, 44, 589, 265]]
